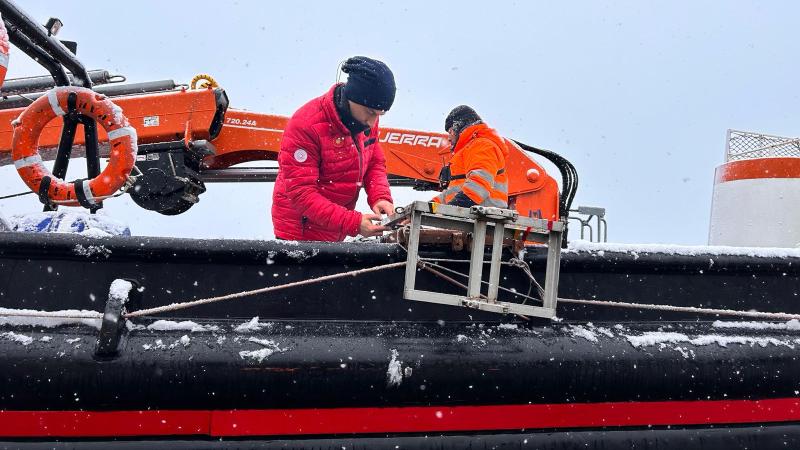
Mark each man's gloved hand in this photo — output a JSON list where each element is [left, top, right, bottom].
[[412, 179, 439, 191], [447, 192, 477, 208]]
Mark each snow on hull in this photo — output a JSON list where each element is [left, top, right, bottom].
[[0, 308, 102, 329], [568, 239, 800, 258]]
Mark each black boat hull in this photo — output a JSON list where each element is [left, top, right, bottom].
[[0, 233, 798, 322], [0, 319, 799, 448], [3, 426, 800, 450], [1, 233, 800, 448]]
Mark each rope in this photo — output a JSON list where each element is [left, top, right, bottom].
[[4, 298, 800, 322], [507, 257, 545, 300], [558, 297, 800, 321], [0, 191, 34, 200], [124, 261, 406, 318], [419, 261, 532, 322], [420, 256, 544, 269], [419, 262, 475, 295], [1, 169, 138, 205], [419, 259, 543, 304], [3, 185, 128, 205], [190, 74, 219, 89], [412, 246, 800, 321]]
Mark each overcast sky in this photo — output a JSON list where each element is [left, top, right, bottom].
[[1, 1, 798, 244]]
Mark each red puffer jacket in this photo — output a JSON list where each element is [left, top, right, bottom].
[[272, 84, 393, 241]]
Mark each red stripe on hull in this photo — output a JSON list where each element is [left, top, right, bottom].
[[1, 398, 799, 438], [0, 410, 208, 437]]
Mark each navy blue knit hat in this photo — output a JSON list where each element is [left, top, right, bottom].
[[342, 56, 396, 111]]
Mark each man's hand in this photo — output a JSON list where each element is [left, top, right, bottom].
[[371, 200, 395, 215], [359, 213, 388, 237]]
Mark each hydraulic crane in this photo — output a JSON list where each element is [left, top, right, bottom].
[[0, 0, 575, 225]]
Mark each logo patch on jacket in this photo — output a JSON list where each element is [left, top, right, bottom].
[[334, 136, 345, 147], [294, 149, 308, 163]]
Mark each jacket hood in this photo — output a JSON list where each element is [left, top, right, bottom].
[[452, 123, 509, 159]]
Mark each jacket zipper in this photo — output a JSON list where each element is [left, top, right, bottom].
[[352, 132, 364, 186]]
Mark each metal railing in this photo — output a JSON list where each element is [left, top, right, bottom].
[[725, 129, 800, 162], [568, 205, 607, 243]]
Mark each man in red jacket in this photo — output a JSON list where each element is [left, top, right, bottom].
[[272, 56, 395, 241]]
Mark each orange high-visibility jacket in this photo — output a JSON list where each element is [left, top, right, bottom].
[[434, 123, 509, 207]]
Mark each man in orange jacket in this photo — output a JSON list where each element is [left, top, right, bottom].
[[433, 105, 509, 208]]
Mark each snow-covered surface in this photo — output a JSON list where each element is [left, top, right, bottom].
[[266, 248, 319, 263], [143, 339, 166, 351], [713, 319, 800, 331], [1, 331, 33, 345], [595, 327, 615, 338], [109, 279, 133, 303], [234, 317, 273, 333], [141, 337, 192, 350], [238, 337, 285, 363], [9, 210, 130, 236], [73, 244, 112, 258], [569, 325, 599, 342], [146, 320, 220, 333], [386, 349, 403, 387], [568, 240, 800, 258], [179, 335, 191, 346], [0, 308, 102, 329], [624, 331, 798, 349]]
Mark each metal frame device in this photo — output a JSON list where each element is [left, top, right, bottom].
[[387, 201, 564, 318]]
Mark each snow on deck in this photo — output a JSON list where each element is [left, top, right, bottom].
[[1, 331, 33, 345], [713, 319, 800, 331], [238, 337, 285, 363], [146, 320, 220, 333], [568, 239, 800, 258], [624, 330, 799, 351], [234, 317, 274, 333], [569, 325, 599, 342], [0, 308, 102, 329]]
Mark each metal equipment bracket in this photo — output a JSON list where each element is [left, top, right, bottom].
[[389, 201, 563, 318]]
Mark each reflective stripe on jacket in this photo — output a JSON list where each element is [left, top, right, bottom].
[[433, 123, 508, 208]]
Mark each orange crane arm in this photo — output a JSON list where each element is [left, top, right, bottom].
[[0, 87, 559, 220]]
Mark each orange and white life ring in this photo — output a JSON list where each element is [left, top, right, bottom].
[[11, 86, 138, 207], [0, 14, 9, 88]]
